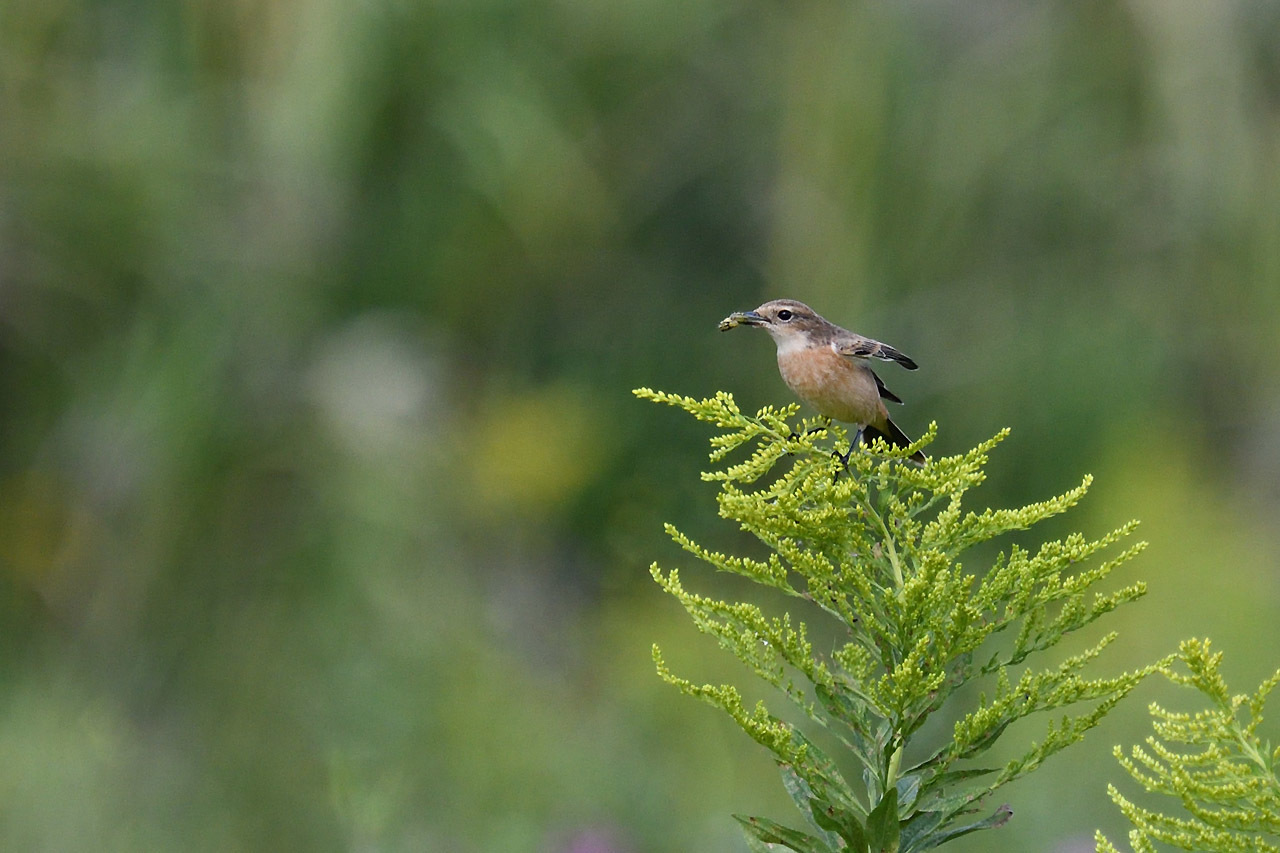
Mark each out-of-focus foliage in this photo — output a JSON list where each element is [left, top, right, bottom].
[[1098, 639, 1280, 853], [2, 0, 1280, 849]]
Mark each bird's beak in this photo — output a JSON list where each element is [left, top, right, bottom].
[[719, 310, 766, 331]]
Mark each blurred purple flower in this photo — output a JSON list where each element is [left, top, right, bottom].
[[558, 826, 629, 853]]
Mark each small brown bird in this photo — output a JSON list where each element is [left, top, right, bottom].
[[720, 299, 926, 464]]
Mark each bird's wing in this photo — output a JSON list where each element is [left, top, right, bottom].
[[834, 336, 918, 370], [874, 372, 904, 404]]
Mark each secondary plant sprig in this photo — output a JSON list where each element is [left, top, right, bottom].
[[1097, 639, 1280, 853]]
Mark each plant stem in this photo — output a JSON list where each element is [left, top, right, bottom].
[[887, 743, 903, 792], [862, 497, 904, 590]]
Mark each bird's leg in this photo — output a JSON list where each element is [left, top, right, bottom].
[[834, 427, 865, 468]]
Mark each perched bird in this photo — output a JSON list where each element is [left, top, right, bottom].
[[719, 299, 926, 464]]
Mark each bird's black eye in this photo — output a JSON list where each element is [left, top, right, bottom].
[[776, 309, 793, 321]]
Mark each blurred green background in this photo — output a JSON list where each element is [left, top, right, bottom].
[[4, 0, 1280, 850]]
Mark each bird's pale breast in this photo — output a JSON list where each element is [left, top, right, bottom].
[[777, 345, 886, 427]]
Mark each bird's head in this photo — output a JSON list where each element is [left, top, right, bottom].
[[718, 299, 825, 347]]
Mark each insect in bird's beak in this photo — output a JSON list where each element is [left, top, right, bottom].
[[719, 310, 766, 331]]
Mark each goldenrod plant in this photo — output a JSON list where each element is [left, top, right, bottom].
[[1097, 639, 1280, 853], [636, 388, 1161, 852]]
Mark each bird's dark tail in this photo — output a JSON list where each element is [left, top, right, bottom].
[[864, 419, 926, 465]]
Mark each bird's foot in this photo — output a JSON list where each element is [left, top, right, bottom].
[[831, 429, 864, 481]]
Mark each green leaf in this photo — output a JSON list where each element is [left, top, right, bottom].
[[912, 766, 1000, 810], [898, 809, 943, 852], [735, 815, 836, 853], [743, 833, 791, 853], [815, 682, 872, 735], [895, 774, 921, 811], [778, 764, 844, 849], [808, 800, 868, 852], [918, 804, 1012, 849], [788, 729, 858, 808], [865, 787, 900, 853]]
